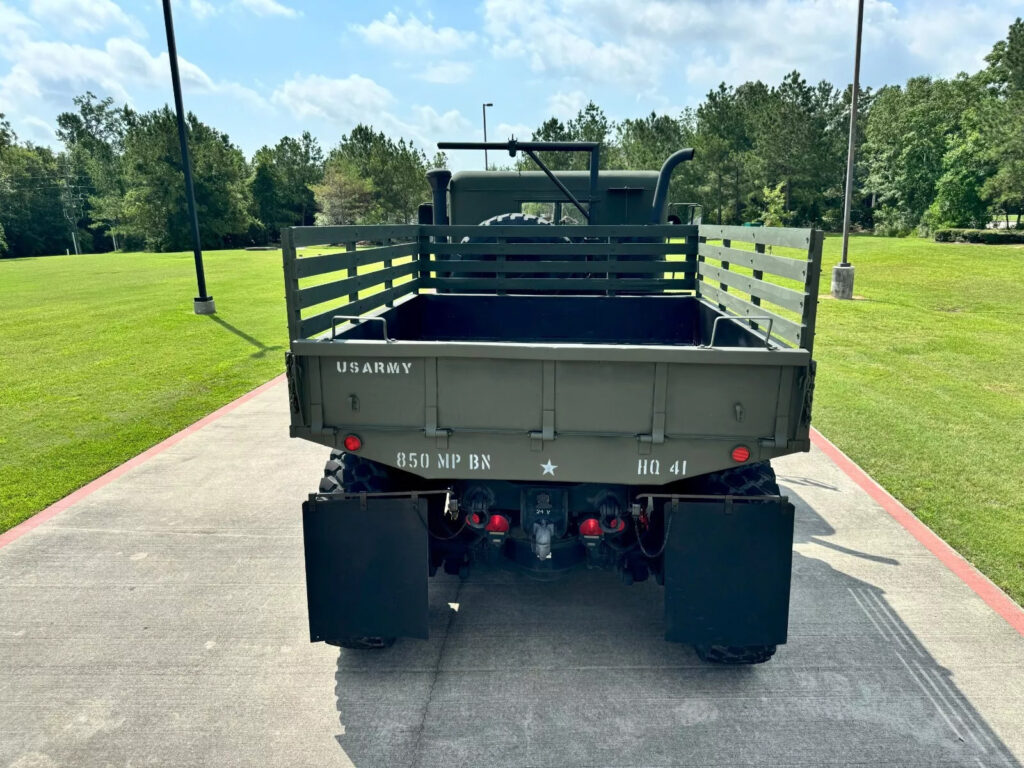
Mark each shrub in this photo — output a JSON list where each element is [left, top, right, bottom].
[[873, 205, 916, 237], [934, 228, 1024, 244]]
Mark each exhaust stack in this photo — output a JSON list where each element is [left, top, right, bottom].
[[425, 168, 452, 226], [650, 148, 695, 224]]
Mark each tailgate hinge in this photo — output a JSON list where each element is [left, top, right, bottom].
[[529, 361, 556, 452], [424, 357, 450, 448], [638, 362, 668, 454]]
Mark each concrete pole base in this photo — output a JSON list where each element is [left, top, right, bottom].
[[831, 264, 855, 300], [193, 297, 216, 315]]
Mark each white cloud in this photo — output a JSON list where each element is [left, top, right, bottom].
[[679, 0, 903, 92], [27, 0, 144, 37], [408, 105, 471, 137], [0, 1, 37, 43], [21, 114, 56, 142], [0, 36, 263, 116], [236, 0, 300, 18], [270, 73, 470, 150], [483, 0, 661, 89], [416, 61, 473, 84], [482, 0, 1022, 99], [189, 0, 218, 19], [353, 12, 477, 52], [495, 122, 532, 140], [893, 1, 1013, 76], [188, 0, 300, 19], [271, 73, 395, 124], [547, 90, 587, 120]]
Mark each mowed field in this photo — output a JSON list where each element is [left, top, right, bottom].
[[1, 237, 1021, 603]]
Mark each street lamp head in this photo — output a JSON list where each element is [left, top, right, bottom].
[[483, 102, 493, 107]]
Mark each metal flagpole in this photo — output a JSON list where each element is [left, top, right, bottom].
[[833, 0, 864, 300], [161, 0, 215, 315]]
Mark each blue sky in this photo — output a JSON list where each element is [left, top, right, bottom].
[[1, 0, 1022, 170]]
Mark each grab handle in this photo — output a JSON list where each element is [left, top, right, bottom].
[[331, 315, 394, 343], [704, 315, 775, 349]]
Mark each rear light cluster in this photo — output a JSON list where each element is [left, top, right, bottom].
[[484, 514, 509, 533], [343, 434, 362, 452]]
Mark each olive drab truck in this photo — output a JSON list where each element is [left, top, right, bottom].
[[282, 140, 824, 664]]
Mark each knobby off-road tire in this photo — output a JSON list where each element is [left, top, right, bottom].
[[692, 460, 779, 497], [318, 450, 401, 650], [455, 212, 582, 289], [694, 644, 776, 665], [319, 449, 395, 494], [691, 461, 780, 666], [329, 637, 396, 651]]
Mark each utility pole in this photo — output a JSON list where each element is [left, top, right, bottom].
[[833, 0, 864, 300], [482, 103, 493, 170], [58, 162, 83, 255], [161, 0, 215, 315]]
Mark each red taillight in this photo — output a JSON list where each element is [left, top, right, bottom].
[[485, 514, 509, 533], [731, 445, 750, 462], [343, 434, 362, 452], [579, 518, 601, 536], [469, 513, 481, 525]]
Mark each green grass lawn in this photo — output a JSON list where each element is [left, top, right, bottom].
[[811, 236, 1024, 603], [1, 237, 1021, 605], [0, 248, 291, 531]]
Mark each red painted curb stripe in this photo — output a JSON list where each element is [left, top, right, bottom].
[[0, 374, 287, 550], [810, 427, 1024, 636]]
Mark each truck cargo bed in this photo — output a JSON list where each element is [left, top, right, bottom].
[[282, 223, 822, 486], [334, 294, 770, 348]]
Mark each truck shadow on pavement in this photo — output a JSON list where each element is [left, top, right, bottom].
[[331, 488, 1020, 768]]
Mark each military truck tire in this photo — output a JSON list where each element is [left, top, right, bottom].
[[691, 460, 778, 496], [470, 211, 552, 231], [319, 449, 394, 494], [327, 636, 397, 650], [695, 644, 777, 665], [456, 213, 583, 289], [317, 454, 402, 651], [691, 461, 780, 665]]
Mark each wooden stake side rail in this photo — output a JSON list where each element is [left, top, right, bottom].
[[695, 227, 824, 352], [282, 224, 822, 349]]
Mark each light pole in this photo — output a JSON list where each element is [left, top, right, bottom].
[[161, 0, 215, 315], [482, 102, 493, 170], [833, 0, 864, 300]]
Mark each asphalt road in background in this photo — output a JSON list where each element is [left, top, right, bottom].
[[1, 379, 1022, 767]]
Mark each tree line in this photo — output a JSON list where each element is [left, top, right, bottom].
[[0, 19, 1020, 258]]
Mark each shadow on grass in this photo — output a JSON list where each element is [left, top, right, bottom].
[[205, 315, 283, 359]]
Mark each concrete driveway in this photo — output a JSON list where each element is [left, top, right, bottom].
[[1, 378, 1022, 767]]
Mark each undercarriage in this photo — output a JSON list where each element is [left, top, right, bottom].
[[303, 452, 793, 664]]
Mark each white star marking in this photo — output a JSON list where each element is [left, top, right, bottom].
[[540, 459, 558, 476]]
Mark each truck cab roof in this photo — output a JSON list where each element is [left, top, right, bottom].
[[449, 170, 660, 225]]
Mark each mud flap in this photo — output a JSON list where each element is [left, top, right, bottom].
[[302, 493, 429, 643], [663, 496, 794, 646]]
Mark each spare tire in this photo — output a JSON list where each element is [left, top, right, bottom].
[[451, 212, 587, 292]]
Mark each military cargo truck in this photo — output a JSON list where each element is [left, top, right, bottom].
[[283, 140, 824, 664]]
